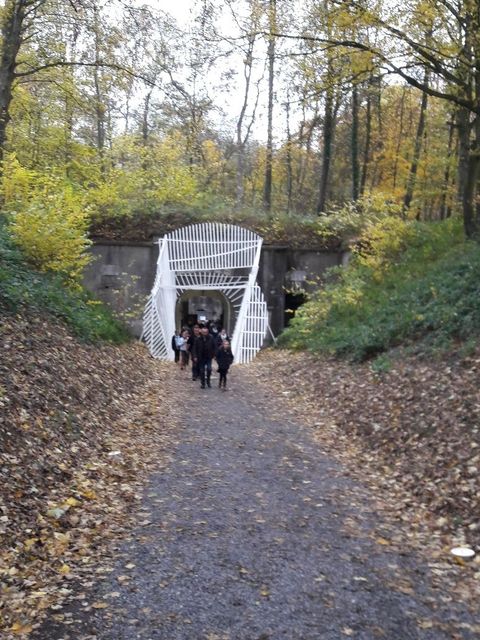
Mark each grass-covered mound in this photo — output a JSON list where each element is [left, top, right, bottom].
[[0, 221, 129, 344], [280, 216, 480, 361], [90, 196, 397, 247]]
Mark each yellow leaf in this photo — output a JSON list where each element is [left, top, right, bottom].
[[11, 622, 33, 634], [417, 620, 434, 629], [59, 564, 71, 575], [24, 538, 39, 551], [92, 601, 108, 609], [375, 537, 390, 546], [81, 490, 97, 500], [65, 497, 81, 507], [117, 575, 130, 582], [53, 532, 70, 544]]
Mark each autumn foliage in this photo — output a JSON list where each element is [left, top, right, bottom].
[[280, 217, 480, 360]]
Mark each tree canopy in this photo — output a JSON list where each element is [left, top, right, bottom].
[[1, 0, 479, 272]]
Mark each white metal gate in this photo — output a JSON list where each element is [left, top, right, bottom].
[[141, 223, 269, 364]]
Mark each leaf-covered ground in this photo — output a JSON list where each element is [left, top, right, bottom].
[[1, 313, 479, 638], [26, 354, 480, 640], [250, 349, 480, 598], [0, 311, 177, 636], [252, 348, 480, 545]]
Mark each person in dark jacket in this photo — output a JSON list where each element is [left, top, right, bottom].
[[216, 339, 234, 390], [192, 325, 216, 388], [213, 326, 230, 355], [187, 324, 201, 380], [171, 331, 181, 363]]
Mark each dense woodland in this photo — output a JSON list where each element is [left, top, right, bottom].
[[1, 0, 480, 277], [1, 4, 480, 633], [0, 0, 480, 357]]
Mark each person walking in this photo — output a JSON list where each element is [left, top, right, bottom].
[[171, 330, 182, 364], [192, 325, 216, 389], [188, 324, 201, 381], [216, 339, 234, 390], [179, 328, 190, 370]]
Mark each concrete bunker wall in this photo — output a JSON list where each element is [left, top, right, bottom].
[[83, 240, 343, 338]]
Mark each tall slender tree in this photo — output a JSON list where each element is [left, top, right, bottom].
[[263, 0, 276, 212]]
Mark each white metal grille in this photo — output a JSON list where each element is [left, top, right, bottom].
[[142, 223, 269, 364]]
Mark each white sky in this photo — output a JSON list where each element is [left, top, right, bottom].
[[150, 0, 194, 25], [127, 0, 291, 143]]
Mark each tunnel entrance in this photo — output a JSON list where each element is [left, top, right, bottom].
[[284, 291, 308, 326], [176, 290, 232, 333], [142, 223, 269, 363]]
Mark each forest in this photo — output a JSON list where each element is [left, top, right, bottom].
[[1, 0, 480, 359], [1, 0, 480, 277]]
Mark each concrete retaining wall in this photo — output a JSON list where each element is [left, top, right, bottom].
[[83, 241, 343, 338]]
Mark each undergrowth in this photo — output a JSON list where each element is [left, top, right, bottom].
[[0, 220, 130, 344], [279, 216, 480, 361], [90, 194, 397, 246]]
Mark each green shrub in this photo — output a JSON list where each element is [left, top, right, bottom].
[[0, 220, 130, 344], [3, 155, 91, 283], [279, 216, 480, 360], [90, 194, 398, 247]]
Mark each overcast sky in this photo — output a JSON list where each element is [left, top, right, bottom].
[[122, 0, 297, 143], [140, 0, 201, 27]]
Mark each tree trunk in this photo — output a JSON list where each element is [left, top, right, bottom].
[[92, 4, 106, 162], [285, 98, 293, 213], [351, 84, 360, 201], [474, 50, 480, 234], [263, 0, 275, 213], [142, 89, 152, 144], [392, 85, 407, 191], [64, 25, 80, 178], [460, 75, 480, 238], [316, 71, 334, 214], [297, 101, 318, 197], [403, 69, 430, 215], [235, 31, 256, 210], [360, 85, 372, 197], [0, 0, 27, 167], [456, 106, 470, 210], [439, 111, 456, 219], [462, 145, 480, 238]]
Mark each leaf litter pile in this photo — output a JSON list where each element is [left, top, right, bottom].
[[251, 348, 480, 614], [0, 311, 177, 637]]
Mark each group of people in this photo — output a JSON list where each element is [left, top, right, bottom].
[[171, 324, 234, 390]]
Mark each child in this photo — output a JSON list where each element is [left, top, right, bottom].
[[179, 329, 190, 370], [174, 330, 184, 366], [216, 339, 234, 390], [171, 331, 181, 363]]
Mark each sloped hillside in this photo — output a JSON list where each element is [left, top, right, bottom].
[[253, 348, 480, 552], [0, 310, 175, 635]]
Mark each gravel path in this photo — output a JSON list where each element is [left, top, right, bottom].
[[34, 365, 478, 640]]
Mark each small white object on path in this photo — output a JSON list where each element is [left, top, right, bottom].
[[450, 547, 475, 559]]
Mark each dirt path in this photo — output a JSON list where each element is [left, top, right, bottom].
[[32, 364, 478, 640]]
